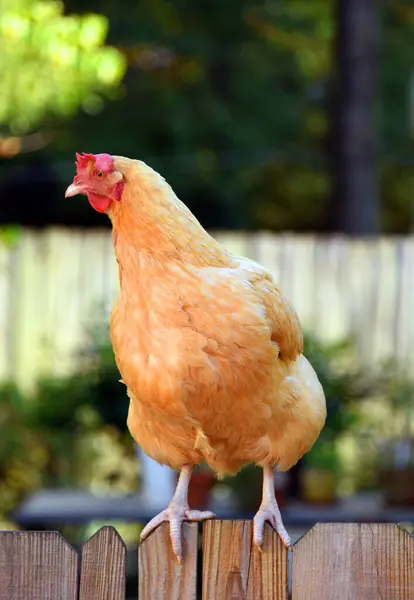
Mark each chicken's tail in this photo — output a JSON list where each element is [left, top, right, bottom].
[[263, 354, 326, 471]]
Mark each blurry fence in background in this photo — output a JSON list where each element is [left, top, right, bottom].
[[0, 228, 413, 389], [0, 523, 413, 599]]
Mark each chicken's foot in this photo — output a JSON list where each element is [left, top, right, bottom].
[[140, 465, 215, 563], [253, 465, 291, 550]]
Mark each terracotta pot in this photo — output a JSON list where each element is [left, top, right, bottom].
[[299, 467, 336, 505], [378, 439, 414, 506], [186, 470, 216, 510], [380, 468, 414, 506]]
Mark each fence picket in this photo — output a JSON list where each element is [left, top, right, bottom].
[[0, 531, 78, 600], [0, 524, 411, 597], [292, 523, 414, 600], [202, 520, 288, 600], [79, 526, 126, 600], [138, 522, 197, 600]]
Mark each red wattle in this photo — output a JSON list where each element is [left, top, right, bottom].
[[87, 193, 112, 213]]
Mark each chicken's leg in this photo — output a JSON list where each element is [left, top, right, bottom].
[[140, 465, 215, 563], [253, 465, 291, 549]]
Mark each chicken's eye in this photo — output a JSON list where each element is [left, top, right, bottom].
[[96, 171, 104, 178]]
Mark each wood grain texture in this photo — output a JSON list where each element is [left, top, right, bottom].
[[202, 520, 288, 600], [138, 522, 197, 600], [292, 523, 414, 600], [79, 526, 126, 600], [0, 531, 78, 600]]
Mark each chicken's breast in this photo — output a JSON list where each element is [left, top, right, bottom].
[[111, 255, 325, 475]]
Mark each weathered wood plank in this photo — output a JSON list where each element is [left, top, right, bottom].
[[45, 228, 84, 378], [0, 242, 13, 381], [372, 238, 399, 364], [292, 523, 414, 600], [0, 531, 78, 600], [202, 520, 288, 600], [138, 522, 197, 600], [79, 526, 126, 600], [395, 237, 414, 367]]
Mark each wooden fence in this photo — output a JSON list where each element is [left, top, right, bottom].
[[0, 522, 413, 599], [2, 228, 414, 389]]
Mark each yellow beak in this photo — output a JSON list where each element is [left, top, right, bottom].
[[65, 182, 85, 198]]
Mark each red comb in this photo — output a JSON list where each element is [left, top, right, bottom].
[[75, 152, 95, 170], [95, 153, 114, 172], [75, 152, 114, 173]]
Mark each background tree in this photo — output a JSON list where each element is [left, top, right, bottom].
[[329, 0, 380, 234], [0, 0, 125, 225], [1, 0, 414, 233], [0, 0, 126, 143]]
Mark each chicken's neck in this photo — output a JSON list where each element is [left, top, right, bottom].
[[109, 182, 231, 288]]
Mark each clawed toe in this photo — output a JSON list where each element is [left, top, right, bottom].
[[140, 510, 169, 541], [140, 505, 216, 563], [253, 506, 291, 549], [185, 509, 216, 521]]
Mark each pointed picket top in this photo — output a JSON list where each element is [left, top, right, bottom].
[[292, 523, 414, 600], [139, 522, 197, 600], [202, 520, 288, 600], [79, 526, 126, 600], [0, 530, 78, 600]]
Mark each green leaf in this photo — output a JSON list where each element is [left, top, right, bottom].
[[79, 15, 108, 49], [0, 226, 21, 247], [0, 0, 126, 134]]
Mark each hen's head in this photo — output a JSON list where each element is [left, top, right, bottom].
[[65, 152, 124, 213]]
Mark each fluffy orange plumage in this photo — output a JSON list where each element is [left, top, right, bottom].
[[108, 157, 326, 473], [66, 153, 326, 560]]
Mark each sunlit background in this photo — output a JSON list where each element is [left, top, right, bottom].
[[1, 0, 414, 595]]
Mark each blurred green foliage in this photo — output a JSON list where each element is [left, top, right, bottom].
[[58, 0, 334, 229], [42, 0, 414, 232], [0, 226, 21, 247], [0, 0, 126, 135], [0, 334, 133, 526], [0, 0, 413, 231]]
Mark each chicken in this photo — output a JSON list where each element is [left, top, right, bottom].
[[65, 152, 326, 561]]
